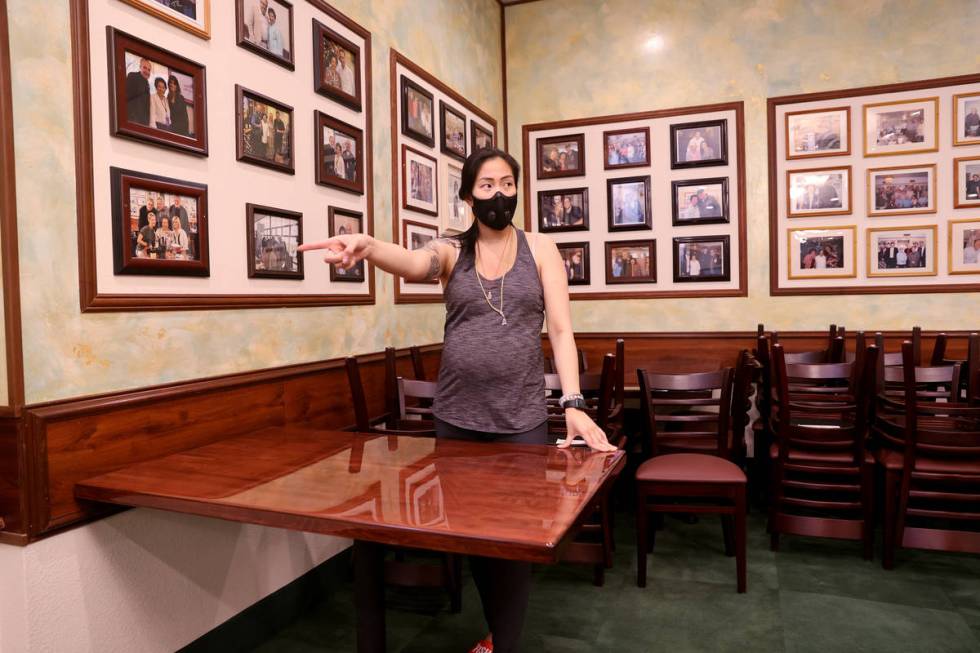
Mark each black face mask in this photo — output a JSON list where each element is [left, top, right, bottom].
[[471, 191, 518, 230]]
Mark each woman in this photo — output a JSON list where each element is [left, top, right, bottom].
[[167, 75, 189, 137], [260, 113, 273, 159], [149, 76, 171, 130], [687, 250, 702, 276], [685, 130, 705, 161], [299, 148, 614, 653], [171, 216, 189, 259], [154, 216, 174, 259]]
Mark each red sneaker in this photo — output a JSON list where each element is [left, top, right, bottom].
[[469, 638, 493, 653]]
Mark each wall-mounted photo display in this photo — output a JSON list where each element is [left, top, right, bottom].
[[867, 225, 937, 277], [786, 226, 856, 280], [315, 110, 364, 194], [402, 144, 439, 216], [606, 176, 651, 231], [472, 123, 494, 152], [949, 218, 980, 275], [440, 101, 467, 162], [107, 27, 208, 156], [119, 0, 212, 39], [953, 156, 980, 208], [400, 75, 434, 147], [784, 106, 850, 159], [953, 92, 980, 146], [606, 239, 655, 284], [603, 127, 650, 170], [313, 18, 361, 111], [538, 188, 589, 233], [443, 163, 471, 235], [403, 219, 439, 284], [786, 166, 851, 218], [673, 235, 730, 282], [236, 85, 294, 174], [863, 97, 939, 157], [246, 203, 303, 279], [328, 207, 365, 282], [536, 134, 585, 179], [672, 177, 729, 226], [557, 242, 590, 285], [110, 167, 209, 277], [670, 119, 727, 169], [867, 164, 936, 216], [236, 0, 294, 70]]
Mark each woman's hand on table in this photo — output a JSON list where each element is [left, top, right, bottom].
[[559, 408, 617, 452]]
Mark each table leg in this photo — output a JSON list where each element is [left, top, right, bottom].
[[353, 540, 386, 653]]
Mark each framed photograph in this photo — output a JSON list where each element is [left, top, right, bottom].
[[785, 106, 850, 159], [440, 101, 467, 162], [607, 176, 652, 231], [605, 240, 655, 284], [949, 219, 980, 275], [246, 204, 303, 279], [867, 164, 936, 216], [603, 127, 650, 170], [472, 122, 494, 153], [236, 0, 294, 70], [672, 235, 730, 282], [536, 134, 585, 179], [786, 226, 856, 280], [953, 156, 980, 208], [400, 76, 434, 147], [313, 19, 361, 111], [110, 167, 208, 277], [402, 144, 439, 216], [557, 242, 590, 285], [106, 27, 208, 156], [402, 220, 440, 284], [671, 177, 729, 226], [670, 119, 727, 169], [118, 0, 211, 39], [315, 111, 364, 194], [328, 207, 365, 282], [863, 97, 939, 157], [236, 85, 294, 174], [953, 92, 980, 146], [537, 188, 589, 233], [786, 166, 851, 218], [443, 163, 471, 235], [867, 225, 937, 277]]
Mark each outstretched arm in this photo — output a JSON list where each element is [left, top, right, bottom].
[[298, 234, 458, 284]]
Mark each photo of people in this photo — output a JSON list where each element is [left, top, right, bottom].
[[402, 221, 439, 284], [787, 228, 854, 279], [239, 89, 292, 171], [538, 189, 588, 232], [671, 120, 727, 168], [873, 109, 925, 146], [441, 102, 466, 161], [955, 159, 980, 207], [962, 228, 980, 267], [127, 186, 199, 261], [557, 243, 590, 285], [238, 0, 292, 66], [868, 227, 936, 277], [252, 212, 301, 275], [314, 20, 361, 109], [536, 134, 585, 179], [864, 99, 937, 155], [401, 76, 434, 145], [604, 129, 649, 168], [607, 241, 655, 284], [672, 178, 728, 226], [787, 168, 849, 216], [120, 0, 207, 38], [608, 177, 650, 230], [328, 208, 365, 281], [874, 237, 928, 270], [674, 236, 729, 282], [316, 112, 363, 194], [955, 92, 980, 145], [402, 145, 438, 215], [322, 126, 357, 181], [797, 235, 844, 270], [472, 124, 493, 152], [445, 165, 470, 233], [787, 108, 848, 157], [123, 52, 195, 137], [870, 166, 934, 215], [410, 160, 434, 204]]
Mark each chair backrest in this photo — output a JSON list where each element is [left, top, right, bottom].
[[545, 348, 589, 374], [345, 355, 373, 432], [397, 378, 437, 422], [771, 332, 844, 364], [968, 333, 980, 405], [409, 345, 427, 380], [545, 353, 616, 434], [730, 349, 760, 460]]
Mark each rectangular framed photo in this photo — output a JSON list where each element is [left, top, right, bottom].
[[443, 163, 471, 235], [315, 110, 364, 194], [557, 242, 590, 286], [863, 97, 939, 157], [472, 122, 494, 153], [538, 188, 589, 233], [236, 85, 294, 174], [107, 27, 208, 156], [400, 75, 434, 147], [785, 106, 850, 159], [673, 235, 730, 282], [119, 0, 211, 39], [603, 127, 650, 170], [953, 92, 980, 146], [536, 134, 585, 179], [110, 167, 208, 277], [867, 164, 936, 216], [236, 0, 294, 70], [607, 176, 652, 232], [786, 166, 851, 218], [328, 207, 365, 282], [313, 19, 362, 111], [949, 219, 980, 275], [402, 144, 439, 216], [605, 239, 655, 284], [670, 119, 727, 169], [402, 219, 440, 284], [953, 156, 980, 208], [786, 226, 856, 280], [867, 225, 937, 278], [672, 177, 729, 227], [440, 101, 467, 162], [246, 203, 303, 279]]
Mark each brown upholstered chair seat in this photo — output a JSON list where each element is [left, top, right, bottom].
[[636, 453, 745, 484]]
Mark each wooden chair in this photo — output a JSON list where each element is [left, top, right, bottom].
[[384, 347, 434, 429], [345, 353, 433, 435], [545, 348, 589, 374], [409, 345, 428, 380]]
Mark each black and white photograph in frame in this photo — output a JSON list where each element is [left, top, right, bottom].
[[671, 177, 729, 226], [537, 188, 589, 233], [673, 235, 730, 282], [401, 75, 435, 147], [557, 242, 590, 285], [119, 0, 211, 39], [867, 164, 936, 217], [236, 0, 294, 70], [402, 144, 439, 217], [440, 101, 467, 162], [328, 207, 365, 282], [607, 176, 652, 232], [954, 156, 980, 208], [313, 19, 362, 111], [670, 119, 727, 169], [246, 203, 303, 279]]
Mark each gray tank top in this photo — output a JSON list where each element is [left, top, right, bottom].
[[433, 228, 548, 433]]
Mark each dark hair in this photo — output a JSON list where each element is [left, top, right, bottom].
[[154, 76, 166, 90], [167, 74, 183, 100], [268, 7, 276, 18], [452, 147, 520, 260]]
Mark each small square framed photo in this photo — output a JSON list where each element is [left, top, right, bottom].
[[443, 163, 471, 235], [119, 0, 211, 39], [536, 134, 585, 179], [537, 188, 589, 233], [603, 127, 650, 170], [953, 92, 980, 146], [328, 207, 365, 282], [236, 0, 294, 70], [246, 204, 303, 279], [949, 219, 980, 275], [605, 240, 655, 284], [867, 164, 936, 217], [786, 166, 851, 218], [402, 144, 439, 216], [786, 226, 856, 280], [236, 85, 294, 174], [670, 119, 727, 169], [313, 19, 362, 111], [672, 177, 729, 227], [315, 110, 364, 194], [607, 176, 652, 231], [863, 97, 939, 157], [867, 225, 937, 278], [673, 235, 730, 282], [953, 156, 980, 208], [557, 242, 590, 285], [440, 101, 467, 162], [402, 219, 440, 284], [472, 122, 494, 153], [785, 106, 850, 159], [400, 75, 434, 147]]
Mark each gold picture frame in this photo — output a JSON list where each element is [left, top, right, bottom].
[[953, 156, 980, 208], [863, 97, 939, 157], [953, 91, 980, 146], [784, 106, 851, 160], [948, 218, 980, 275], [786, 165, 852, 218], [866, 163, 937, 217], [786, 225, 857, 280], [118, 0, 212, 40], [866, 225, 938, 278]]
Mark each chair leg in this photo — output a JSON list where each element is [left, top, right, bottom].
[[735, 487, 747, 594], [861, 462, 874, 561], [636, 486, 648, 588], [882, 468, 897, 570], [601, 489, 614, 569], [721, 515, 735, 557]]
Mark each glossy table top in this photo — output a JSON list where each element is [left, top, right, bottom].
[[75, 427, 624, 562]]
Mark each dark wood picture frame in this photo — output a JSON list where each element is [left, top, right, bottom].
[[402, 219, 440, 285], [536, 133, 585, 180], [235, 85, 295, 174], [670, 119, 728, 169], [439, 100, 467, 162], [606, 175, 652, 232], [557, 241, 591, 286], [472, 122, 494, 153], [106, 26, 208, 156], [235, 0, 295, 70], [313, 18, 362, 111], [672, 235, 731, 283], [315, 110, 364, 194], [537, 188, 589, 233], [110, 166, 209, 277], [605, 239, 656, 285], [400, 75, 435, 147], [603, 126, 651, 170], [671, 177, 730, 226], [246, 203, 304, 280], [328, 207, 365, 282], [401, 144, 439, 217]]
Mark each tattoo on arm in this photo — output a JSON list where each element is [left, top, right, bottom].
[[421, 237, 458, 281]]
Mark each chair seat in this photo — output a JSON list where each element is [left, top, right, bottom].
[[769, 443, 873, 466], [636, 453, 745, 484], [875, 448, 980, 475]]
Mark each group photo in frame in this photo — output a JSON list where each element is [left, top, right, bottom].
[[538, 188, 589, 233], [603, 127, 650, 170], [784, 106, 850, 159], [863, 97, 939, 157], [313, 19, 362, 111], [440, 101, 467, 162], [402, 144, 439, 216], [953, 91, 980, 146], [868, 225, 937, 277], [472, 123, 494, 152], [786, 226, 856, 280], [954, 156, 980, 208], [401, 75, 434, 147], [786, 166, 851, 218], [949, 218, 980, 275], [605, 240, 655, 284], [607, 176, 652, 231], [328, 207, 365, 282], [236, 85, 294, 174], [246, 203, 303, 279], [557, 242, 590, 285], [673, 235, 730, 282], [867, 164, 936, 216], [236, 0, 294, 70], [316, 110, 364, 194], [119, 0, 212, 39], [670, 119, 727, 169], [536, 134, 585, 179], [672, 177, 729, 226]]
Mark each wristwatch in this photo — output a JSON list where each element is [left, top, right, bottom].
[[559, 393, 588, 411]]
